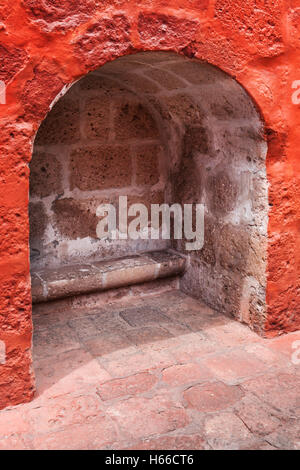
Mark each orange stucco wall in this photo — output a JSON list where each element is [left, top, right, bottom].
[[0, 0, 299, 409]]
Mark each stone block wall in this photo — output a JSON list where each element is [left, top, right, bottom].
[[29, 73, 168, 269], [29, 52, 268, 333]]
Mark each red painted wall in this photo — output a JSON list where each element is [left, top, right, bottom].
[[0, 0, 299, 409]]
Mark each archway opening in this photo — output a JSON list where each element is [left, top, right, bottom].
[[30, 51, 268, 333]]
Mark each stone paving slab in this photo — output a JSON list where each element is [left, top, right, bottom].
[[0, 290, 299, 450]]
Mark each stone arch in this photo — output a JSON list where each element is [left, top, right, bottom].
[[0, 3, 298, 411]]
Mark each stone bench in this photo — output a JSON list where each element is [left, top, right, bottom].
[[31, 250, 186, 304]]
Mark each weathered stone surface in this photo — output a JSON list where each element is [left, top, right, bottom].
[[173, 131, 205, 204], [23, 0, 97, 31], [31, 251, 186, 303], [21, 68, 64, 120], [138, 13, 199, 48], [79, 73, 127, 93], [192, 216, 217, 266], [83, 96, 110, 140], [163, 94, 205, 124], [147, 67, 185, 90], [120, 306, 170, 328], [0, 122, 34, 167], [119, 72, 161, 94], [0, 277, 32, 335], [161, 60, 222, 85], [206, 171, 238, 214], [124, 325, 173, 349], [201, 349, 268, 383], [0, 207, 28, 258], [218, 224, 249, 273], [0, 347, 34, 410], [75, 15, 132, 68], [204, 412, 256, 450], [135, 143, 161, 186], [30, 273, 43, 304], [234, 394, 281, 436], [184, 125, 210, 156], [30, 152, 63, 198], [0, 45, 27, 83], [148, 251, 186, 278], [182, 0, 209, 10], [97, 372, 157, 401], [184, 382, 244, 412], [52, 198, 106, 240], [215, 0, 284, 57], [34, 95, 80, 145], [127, 191, 165, 212], [242, 373, 300, 418], [29, 201, 47, 245], [107, 394, 189, 440], [162, 363, 213, 386], [114, 99, 159, 140], [70, 145, 132, 191], [125, 434, 206, 450], [36, 264, 104, 302], [84, 330, 133, 356]]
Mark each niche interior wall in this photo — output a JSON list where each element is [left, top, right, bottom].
[[0, 1, 299, 410], [29, 52, 268, 332]]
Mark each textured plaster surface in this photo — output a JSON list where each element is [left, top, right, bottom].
[[0, 0, 299, 408]]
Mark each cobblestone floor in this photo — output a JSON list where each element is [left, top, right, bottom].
[[0, 290, 299, 450]]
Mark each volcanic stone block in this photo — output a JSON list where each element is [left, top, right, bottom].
[[161, 60, 221, 85], [30, 273, 44, 304], [146, 67, 185, 90], [126, 191, 165, 230], [119, 306, 171, 327], [138, 13, 199, 48], [0, 44, 28, 83], [23, 0, 97, 30], [115, 51, 182, 65], [37, 264, 104, 301], [163, 94, 205, 124], [192, 216, 217, 266], [52, 197, 111, 240], [218, 224, 250, 273], [248, 285, 267, 333], [247, 233, 267, 284], [135, 144, 161, 186], [93, 255, 158, 289], [215, 0, 284, 57], [220, 273, 244, 319], [147, 251, 186, 277], [75, 15, 132, 68], [173, 141, 204, 204], [31, 251, 186, 303], [29, 201, 47, 242], [121, 72, 160, 94], [183, 126, 210, 156], [22, 67, 64, 119], [207, 171, 238, 214], [70, 145, 132, 191], [30, 151, 63, 198], [114, 99, 159, 140], [83, 96, 110, 139], [34, 94, 80, 145], [209, 87, 257, 120]]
